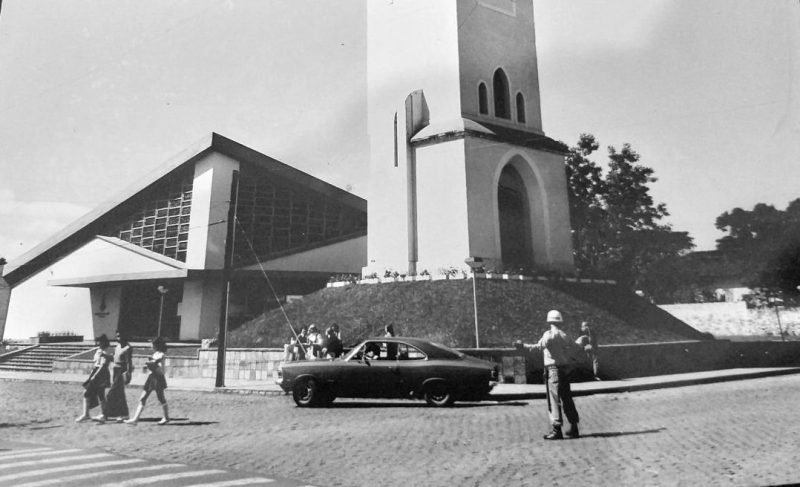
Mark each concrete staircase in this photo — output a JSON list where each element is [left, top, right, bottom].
[[0, 343, 93, 372]]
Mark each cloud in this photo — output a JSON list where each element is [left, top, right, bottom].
[[0, 189, 90, 262]]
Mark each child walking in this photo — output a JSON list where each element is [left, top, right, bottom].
[[125, 336, 170, 425], [76, 334, 112, 423]]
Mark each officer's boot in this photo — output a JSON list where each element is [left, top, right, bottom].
[[543, 425, 563, 440], [565, 423, 580, 439]]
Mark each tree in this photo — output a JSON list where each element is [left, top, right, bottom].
[[715, 198, 800, 297], [565, 134, 606, 272], [565, 134, 694, 295]]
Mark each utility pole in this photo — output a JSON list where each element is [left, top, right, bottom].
[[215, 171, 240, 388]]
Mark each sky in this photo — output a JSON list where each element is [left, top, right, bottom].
[[0, 0, 798, 266]]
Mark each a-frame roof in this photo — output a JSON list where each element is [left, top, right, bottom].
[[3, 133, 366, 286]]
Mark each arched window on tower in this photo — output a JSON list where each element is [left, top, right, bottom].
[[516, 92, 526, 124], [478, 82, 488, 115], [493, 68, 510, 119]]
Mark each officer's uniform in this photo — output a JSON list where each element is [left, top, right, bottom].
[[520, 310, 580, 439]]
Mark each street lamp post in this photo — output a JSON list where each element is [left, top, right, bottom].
[[157, 285, 168, 338], [464, 257, 484, 349]]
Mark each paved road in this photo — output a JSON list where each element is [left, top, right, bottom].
[[1, 376, 799, 486], [0, 442, 292, 487]]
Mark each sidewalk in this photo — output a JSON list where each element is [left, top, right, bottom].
[[2, 366, 799, 399]]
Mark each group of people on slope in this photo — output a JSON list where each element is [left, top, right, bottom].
[[76, 331, 170, 426], [515, 311, 600, 441], [283, 323, 343, 361]]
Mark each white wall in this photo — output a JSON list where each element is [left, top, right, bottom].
[[245, 235, 367, 274], [4, 264, 93, 340], [180, 278, 223, 341], [185, 151, 240, 270], [415, 139, 471, 273]]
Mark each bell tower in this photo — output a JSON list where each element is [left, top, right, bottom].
[[365, 0, 574, 276]]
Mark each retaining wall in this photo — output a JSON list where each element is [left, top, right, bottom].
[[52, 340, 800, 385]]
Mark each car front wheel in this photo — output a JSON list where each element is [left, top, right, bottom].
[[293, 377, 320, 407], [424, 382, 455, 407]]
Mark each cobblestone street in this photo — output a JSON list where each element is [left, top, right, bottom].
[[2, 376, 799, 486]]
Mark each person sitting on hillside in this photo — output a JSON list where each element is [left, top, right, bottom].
[[306, 324, 324, 359], [384, 324, 398, 360], [323, 326, 343, 358], [284, 327, 308, 362]]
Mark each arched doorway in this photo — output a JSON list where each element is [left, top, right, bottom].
[[497, 165, 533, 268]]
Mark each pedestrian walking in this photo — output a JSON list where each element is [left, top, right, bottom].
[[104, 330, 134, 423], [76, 334, 112, 423], [125, 336, 170, 426], [575, 321, 600, 380], [514, 310, 581, 440]]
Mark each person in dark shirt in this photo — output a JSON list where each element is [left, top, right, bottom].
[[575, 321, 600, 380], [323, 326, 343, 358]]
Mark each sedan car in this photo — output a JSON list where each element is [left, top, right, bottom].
[[276, 337, 498, 407]]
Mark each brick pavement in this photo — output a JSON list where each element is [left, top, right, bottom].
[[1, 375, 800, 486]]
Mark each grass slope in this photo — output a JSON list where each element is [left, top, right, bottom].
[[228, 280, 697, 349]]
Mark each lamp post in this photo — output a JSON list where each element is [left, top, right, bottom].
[[464, 257, 484, 349], [157, 285, 168, 338]]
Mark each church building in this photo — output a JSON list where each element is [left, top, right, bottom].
[[0, 0, 573, 342], [364, 0, 573, 276]]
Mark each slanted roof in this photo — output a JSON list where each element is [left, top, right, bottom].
[[48, 236, 188, 288], [410, 117, 568, 154], [4, 133, 366, 286]]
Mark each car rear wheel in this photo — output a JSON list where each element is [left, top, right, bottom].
[[293, 377, 320, 407], [424, 382, 455, 407]]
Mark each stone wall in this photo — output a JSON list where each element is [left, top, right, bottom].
[[52, 340, 800, 385], [54, 353, 201, 378], [198, 348, 284, 381], [660, 302, 800, 338]]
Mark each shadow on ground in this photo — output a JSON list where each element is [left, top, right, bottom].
[[582, 427, 666, 438]]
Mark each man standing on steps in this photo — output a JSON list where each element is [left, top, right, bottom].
[[515, 309, 581, 440]]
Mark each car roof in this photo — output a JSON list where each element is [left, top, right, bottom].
[[359, 337, 463, 359]]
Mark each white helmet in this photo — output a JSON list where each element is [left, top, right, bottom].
[[546, 310, 563, 323]]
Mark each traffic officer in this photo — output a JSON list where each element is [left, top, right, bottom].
[[515, 309, 580, 439]]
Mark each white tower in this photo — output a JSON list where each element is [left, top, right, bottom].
[[365, 0, 574, 276]]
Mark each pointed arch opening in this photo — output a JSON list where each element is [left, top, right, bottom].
[[497, 164, 533, 268], [493, 68, 510, 119], [478, 82, 488, 115], [516, 92, 526, 124]]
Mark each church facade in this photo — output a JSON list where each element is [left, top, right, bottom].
[[364, 0, 574, 276], [0, 134, 366, 341], [0, 0, 573, 342]]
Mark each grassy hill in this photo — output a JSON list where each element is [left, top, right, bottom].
[[228, 279, 705, 349]]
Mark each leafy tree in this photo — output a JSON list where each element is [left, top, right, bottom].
[[564, 134, 694, 295], [565, 134, 605, 272], [715, 198, 800, 297]]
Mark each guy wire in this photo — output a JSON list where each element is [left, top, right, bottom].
[[234, 216, 307, 355]]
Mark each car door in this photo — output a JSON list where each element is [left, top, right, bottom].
[[340, 341, 402, 398], [391, 342, 429, 395]]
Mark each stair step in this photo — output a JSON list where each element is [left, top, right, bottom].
[[0, 344, 94, 371], [0, 365, 51, 372]]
